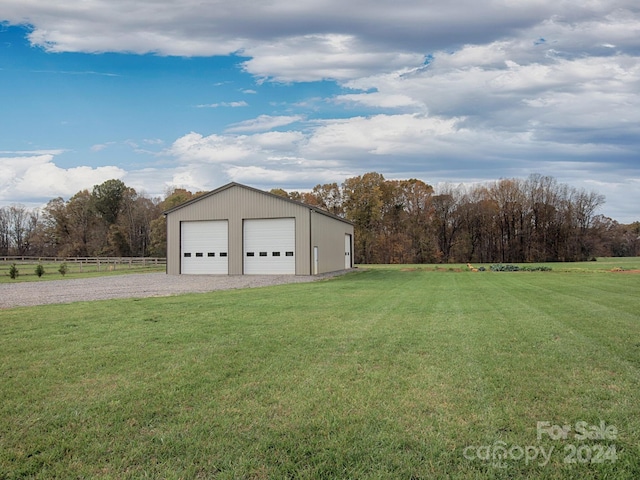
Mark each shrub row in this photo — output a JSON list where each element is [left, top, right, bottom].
[[6, 263, 68, 279], [489, 264, 552, 272]]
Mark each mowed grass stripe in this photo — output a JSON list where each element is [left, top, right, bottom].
[[1, 268, 639, 479], [511, 273, 640, 366], [463, 272, 640, 476]]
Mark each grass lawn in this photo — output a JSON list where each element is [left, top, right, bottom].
[[1, 265, 639, 479]]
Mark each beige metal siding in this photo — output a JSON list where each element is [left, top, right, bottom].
[[310, 210, 355, 274], [166, 185, 312, 275]]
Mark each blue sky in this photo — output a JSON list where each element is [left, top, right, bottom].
[[1, 1, 639, 223]]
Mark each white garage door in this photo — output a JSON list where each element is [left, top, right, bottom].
[[244, 218, 295, 274], [181, 220, 228, 274]]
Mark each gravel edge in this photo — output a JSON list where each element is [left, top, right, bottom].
[[0, 270, 355, 309]]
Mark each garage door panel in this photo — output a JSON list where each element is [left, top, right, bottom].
[[244, 218, 295, 274], [181, 221, 228, 274]]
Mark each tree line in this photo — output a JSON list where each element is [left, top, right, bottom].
[[0, 179, 202, 258], [1, 174, 638, 263], [271, 172, 639, 264]]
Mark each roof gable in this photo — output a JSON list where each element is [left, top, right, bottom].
[[163, 182, 352, 225]]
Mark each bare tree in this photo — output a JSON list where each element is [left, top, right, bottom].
[[0, 207, 10, 255], [431, 185, 463, 263], [8, 205, 30, 255]]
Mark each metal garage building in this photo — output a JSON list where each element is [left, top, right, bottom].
[[164, 182, 354, 275]]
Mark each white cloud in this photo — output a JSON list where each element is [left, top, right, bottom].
[[167, 167, 220, 193], [334, 92, 421, 109], [166, 130, 305, 166], [0, 149, 66, 156], [338, 40, 640, 150], [154, 101, 640, 221], [225, 161, 352, 190], [226, 165, 319, 184], [250, 131, 305, 149], [242, 34, 425, 82], [167, 133, 254, 163], [3, 1, 638, 85], [0, 154, 125, 203], [2, 0, 639, 222], [196, 101, 248, 108], [303, 114, 462, 157], [225, 115, 304, 133], [5, 0, 631, 58]]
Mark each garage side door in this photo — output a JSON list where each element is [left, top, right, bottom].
[[244, 218, 295, 274], [345, 233, 352, 269], [181, 220, 228, 274]]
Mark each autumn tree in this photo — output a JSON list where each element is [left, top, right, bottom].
[[394, 179, 436, 263], [311, 183, 343, 216], [42, 191, 99, 256], [105, 187, 161, 256], [342, 172, 387, 264], [35, 180, 162, 257], [269, 188, 289, 198], [148, 188, 203, 257]]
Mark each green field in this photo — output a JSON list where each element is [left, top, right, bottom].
[[1, 264, 639, 479]]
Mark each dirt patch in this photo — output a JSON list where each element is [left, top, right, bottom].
[[611, 269, 640, 274]]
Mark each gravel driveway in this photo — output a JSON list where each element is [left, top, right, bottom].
[[0, 271, 349, 309]]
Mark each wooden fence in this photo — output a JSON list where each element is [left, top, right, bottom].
[[0, 256, 166, 273]]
